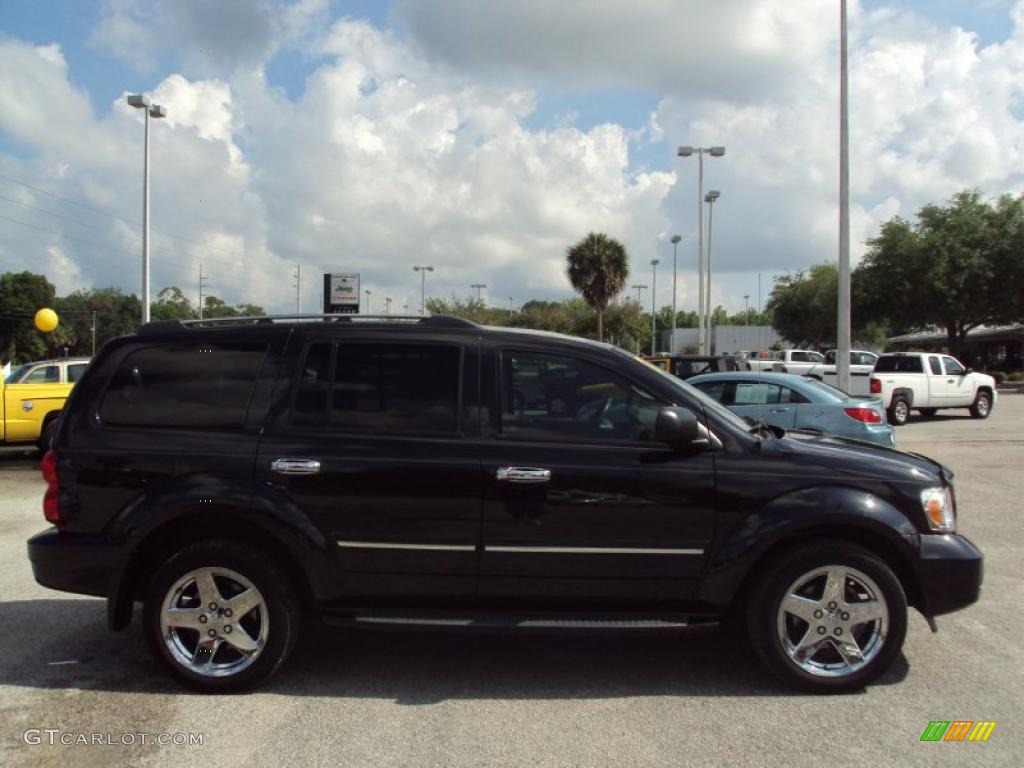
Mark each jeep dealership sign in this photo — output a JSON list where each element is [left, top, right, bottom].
[[324, 273, 360, 314]]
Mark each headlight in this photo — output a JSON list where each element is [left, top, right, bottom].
[[920, 487, 955, 532]]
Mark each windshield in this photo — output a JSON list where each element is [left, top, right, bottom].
[[620, 350, 753, 434], [4, 364, 32, 384]]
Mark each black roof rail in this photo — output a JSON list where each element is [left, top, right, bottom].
[[138, 314, 480, 334]]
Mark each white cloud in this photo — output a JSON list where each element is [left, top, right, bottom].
[[3, 0, 1024, 320]]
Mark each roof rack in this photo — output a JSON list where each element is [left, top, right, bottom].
[[139, 314, 480, 334]]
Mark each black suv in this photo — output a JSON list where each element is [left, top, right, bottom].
[[28, 315, 982, 692]]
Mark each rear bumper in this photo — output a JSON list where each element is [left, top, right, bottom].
[[27, 527, 119, 598], [913, 534, 983, 617]]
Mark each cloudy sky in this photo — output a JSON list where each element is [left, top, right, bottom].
[[1, 0, 1022, 316]]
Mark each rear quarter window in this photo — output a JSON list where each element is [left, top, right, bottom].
[[874, 356, 923, 373], [98, 343, 268, 427]]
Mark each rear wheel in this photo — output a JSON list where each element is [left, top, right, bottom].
[[747, 541, 907, 693], [144, 540, 300, 692], [918, 408, 937, 418], [969, 391, 991, 419], [888, 397, 910, 426]]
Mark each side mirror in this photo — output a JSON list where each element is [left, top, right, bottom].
[[654, 407, 701, 447], [964, 367, 973, 375]]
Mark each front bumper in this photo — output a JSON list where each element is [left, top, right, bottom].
[[914, 534, 983, 617], [27, 527, 119, 598]]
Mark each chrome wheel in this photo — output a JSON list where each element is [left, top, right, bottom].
[[776, 565, 888, 678], [976, 395, 989, 417], [159, 567, 269, 678], [893, 400, 909, 424]]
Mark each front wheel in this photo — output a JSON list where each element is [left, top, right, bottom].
[[969, 391, 992, 419], [747, 541, 907, 693], [888, 397, 910, 426], [144, 540, 300, 692]]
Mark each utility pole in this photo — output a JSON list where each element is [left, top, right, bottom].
[[670, 235, 681, 354], [198, 262, 209, 319], [471, 283, 487, 302], [292, 263, 301, 314]]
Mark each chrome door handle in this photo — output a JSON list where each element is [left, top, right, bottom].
[[768, 407, 790, 413], [496, 467, 551, 484], [271, 458, 321, 475]]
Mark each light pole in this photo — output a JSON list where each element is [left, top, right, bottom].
[[127, 93, 167, 325], [670, 234, 681, 354], [837, 0, 852, 391], [385, 296, 392, 314], [413, 265, 433, 314], [632, 284, 647, 306], [471, 283, 487, 302], [677, 145, 725, 354], [364, 289, 372, 314], [650, 259, 659, 355], [292, 263, 301, 315], [508, 297, 516, 312], [743, 294, 750, 327], [704, 190, 721, 353]]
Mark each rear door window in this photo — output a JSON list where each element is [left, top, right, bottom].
[[291, 342, 462, 434], [99, 343, 268, 427], [928, 356, 942, 375], [23, 365, 59, 383]]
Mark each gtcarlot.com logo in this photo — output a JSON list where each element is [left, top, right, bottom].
[[23, 730, 203, 747], [920, 721, 997, 742]]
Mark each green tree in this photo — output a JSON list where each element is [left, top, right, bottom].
[[0, 271, 56, 362], [765, 264, 840, 348], [56, 287, 142, 356], [151, 286, 196, 320], [858, 189, 1024, 357], [566, 232, 630, 342]]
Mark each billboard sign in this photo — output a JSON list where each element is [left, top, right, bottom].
[[324, 273, 360, 314]]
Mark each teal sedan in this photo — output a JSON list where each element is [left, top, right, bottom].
[[688, 371, 895, 447]]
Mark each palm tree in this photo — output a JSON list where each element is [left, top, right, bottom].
[[566, 232, 629, 341]]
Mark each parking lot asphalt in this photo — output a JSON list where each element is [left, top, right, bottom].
[[0, 397, 1021, 768]]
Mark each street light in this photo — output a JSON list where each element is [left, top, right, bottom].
[[413, 265, 434, 314], [744, 294, 750, 327], [127, 93, 167, 325], [670, 234, 681, 354], [385, 296, 392, 314], [677, 144, 725, 354], [364, 289, 372, 314], [471, 283, 487, 302], [650, 259, 659, 355], [632, 284, 647, 305], [704, 190, 721, 354]]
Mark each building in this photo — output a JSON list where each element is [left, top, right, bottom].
[[661, 325, 782, 356], [887, 324, 1024, 372]]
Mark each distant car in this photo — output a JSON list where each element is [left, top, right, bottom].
[[689, 371, 895, 447], [646, 354, 738, 380], [5, 357, 90, 385], [804, 350, 879, 396]]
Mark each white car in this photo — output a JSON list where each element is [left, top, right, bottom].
[[764, 349, 825, 375], [805, 350, 879, 396], [869, 352, 996, 426], [4, 357, 90, 385]]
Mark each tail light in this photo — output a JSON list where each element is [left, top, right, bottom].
[[41, 450, 62, 529], [844, 407, 883, 424], [869, 377, 881, 394]]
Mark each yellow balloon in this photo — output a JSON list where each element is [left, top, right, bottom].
[[34, 308, 59, 333]]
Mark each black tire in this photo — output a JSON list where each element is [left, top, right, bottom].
[[969, 391, 992, 419], [143, 540, 300, 692], [747, 540, 907, 693], [887, 396, 910, 426], [38, 418, 58, 452], [918, 408, 937, 418]]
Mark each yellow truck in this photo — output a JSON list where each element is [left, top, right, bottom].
[[1, 376, 73, 450]]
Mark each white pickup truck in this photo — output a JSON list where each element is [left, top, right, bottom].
[[743, 349, 824, 374], [804, 349, 879, 396], [868, 352, 997, 426]]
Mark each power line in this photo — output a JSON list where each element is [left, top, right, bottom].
[[0, 173, 257, 265]]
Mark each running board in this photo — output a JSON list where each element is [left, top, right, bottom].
[[322, 611, 719, 632]]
